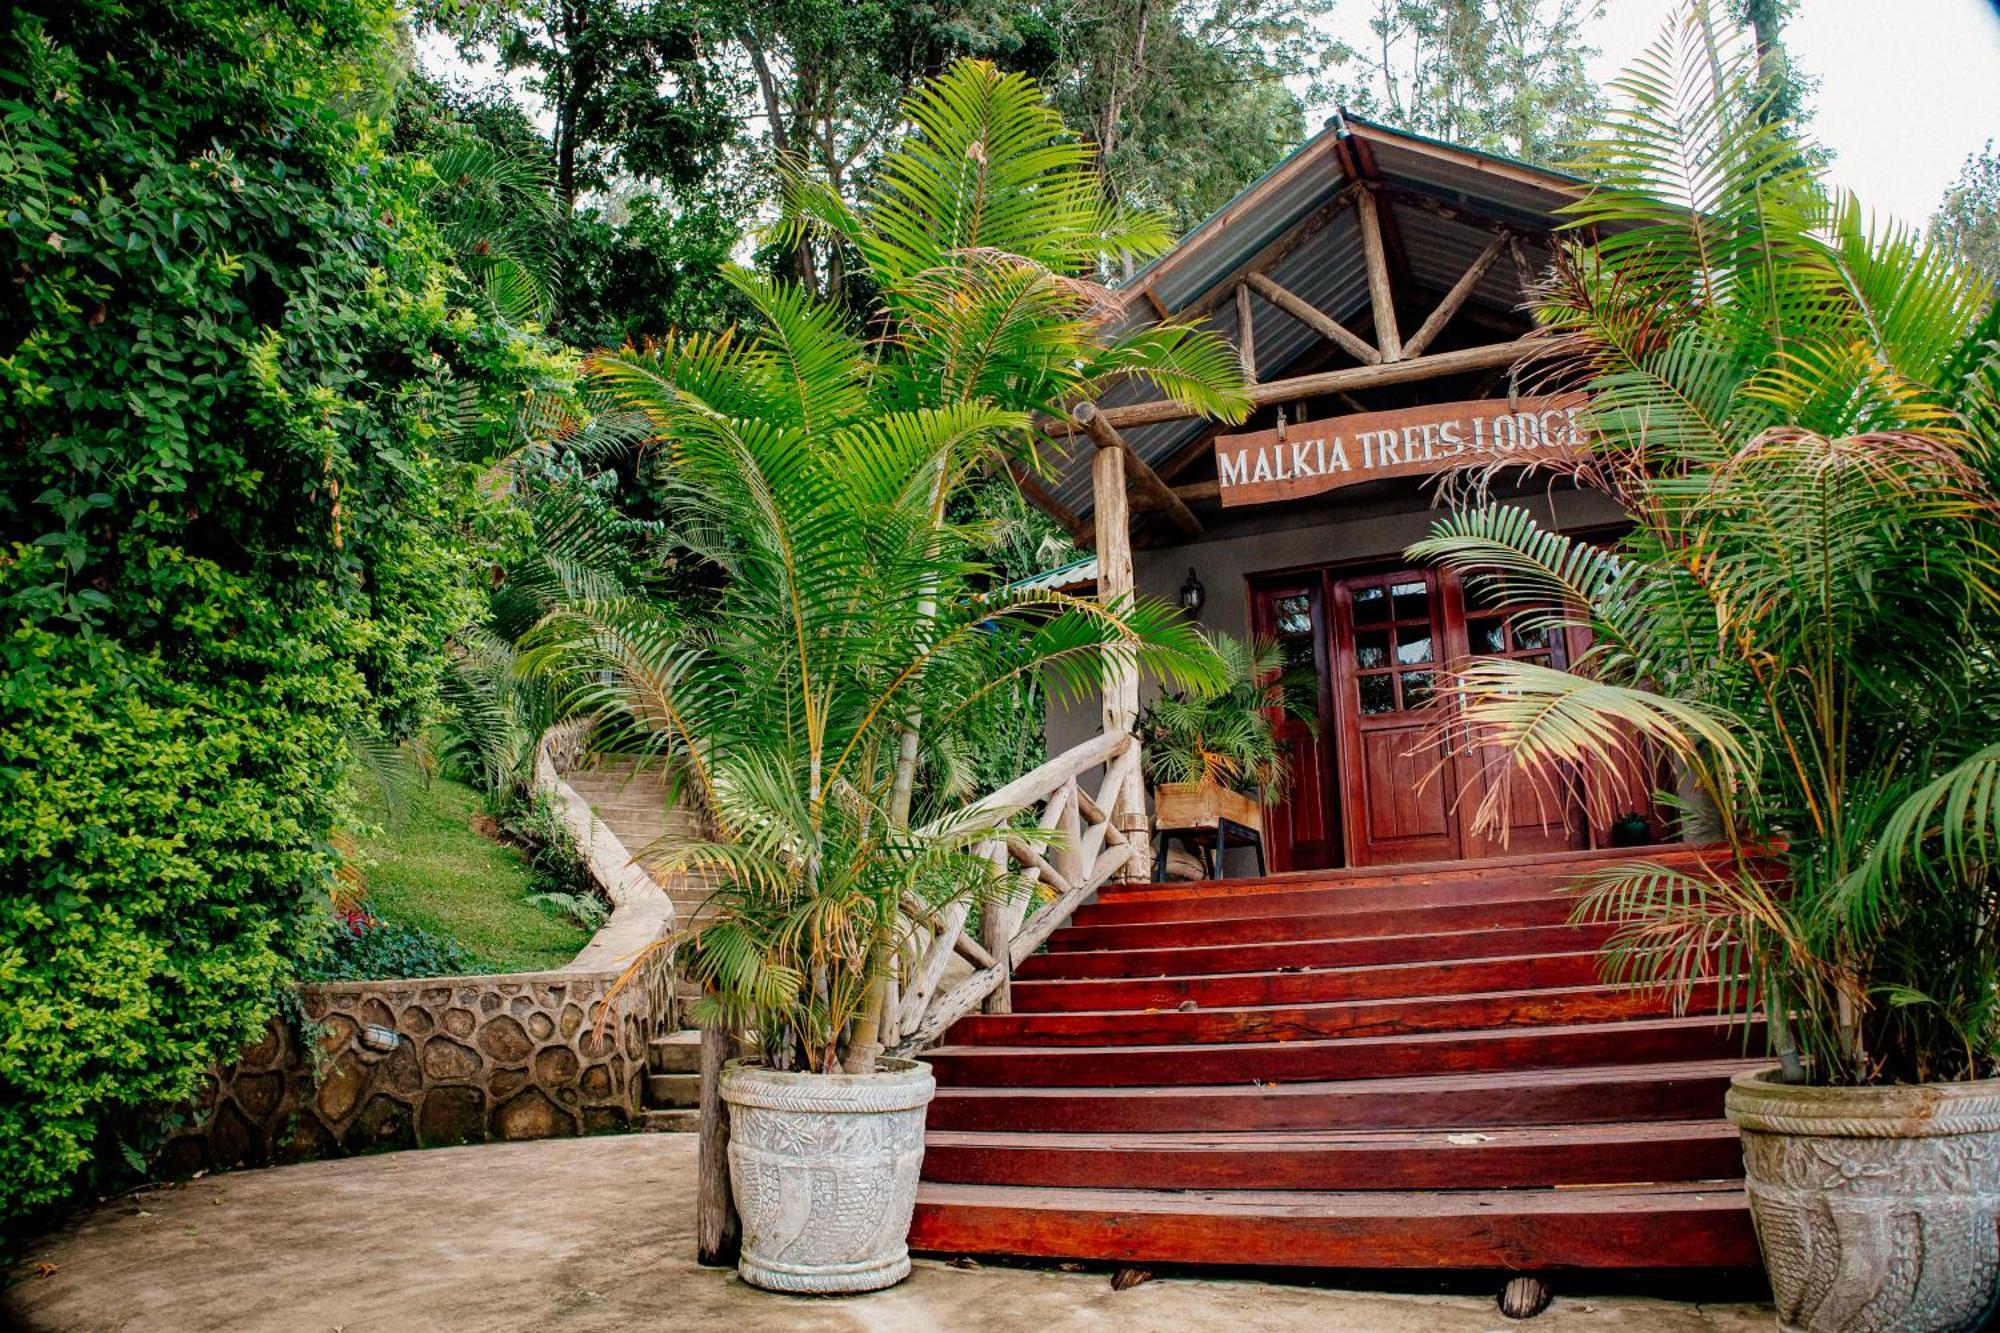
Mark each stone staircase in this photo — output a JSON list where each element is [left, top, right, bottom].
[[909, 844, 1766, 1276], [638, 1030, 703, 1132], [559, 758, 720, 933], [558, 757, 717, 1132]]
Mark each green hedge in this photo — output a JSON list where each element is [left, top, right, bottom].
[[0, 0, 541, 1219]]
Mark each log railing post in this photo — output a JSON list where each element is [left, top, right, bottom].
[[978, 840, 1015, 1014], [696, 1021, 740, 1267], [1090, 437, 1149, 880]]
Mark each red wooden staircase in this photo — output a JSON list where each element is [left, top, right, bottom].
[[908, 845, 1763, 1276]]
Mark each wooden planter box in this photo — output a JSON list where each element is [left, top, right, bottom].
[[1154, 780, 1263, 835]]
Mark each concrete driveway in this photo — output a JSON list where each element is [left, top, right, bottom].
[[5, 1134, 1775, 1332]]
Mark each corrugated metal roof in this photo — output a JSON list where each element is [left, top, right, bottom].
[[1052, 115, 1584, 524], [1004, 553, 1098, 594]]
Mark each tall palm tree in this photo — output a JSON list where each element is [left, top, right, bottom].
[[1411, 5, 2000, 1087], [544, 61, 1248, 1074], [543, 275, 1226, 1073]]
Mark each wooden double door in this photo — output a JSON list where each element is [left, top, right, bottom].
[[1253, 564, 1591, 870]]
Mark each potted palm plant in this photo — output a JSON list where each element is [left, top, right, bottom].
[[1140, 634, 1313, 877], [1413, 11, 2000, 1330], [543, 60, 1242, 1294]]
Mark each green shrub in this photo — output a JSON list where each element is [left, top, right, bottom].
[[503, 790, 599, 901], [295, 912, 480, 984], [0, 0, 555, 1219], [0, 606, 354, 1211]]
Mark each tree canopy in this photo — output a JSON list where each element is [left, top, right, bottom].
[[1325, 0, 1606, 167], [1933, 140, 2000, 289]]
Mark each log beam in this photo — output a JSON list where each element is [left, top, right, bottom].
[[1246, 271, 1381, 366], [1052, 339, 1530, 434], [1074, 402, 1202, 538], [1403, 232, 1510, 359], [1355, 189, 1404, 361], [1234, 282, 1257, 383]]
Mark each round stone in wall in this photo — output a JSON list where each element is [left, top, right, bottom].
[[418, 1086, 485, 1146], [534, 1046, 580, 1086], [421, 1036, 480, 1081], [478, 1014, 533, 1063], [491, 1087, 575, 1141]]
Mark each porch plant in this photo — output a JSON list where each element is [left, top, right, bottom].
[[543, 61, 1242, 1293], [1412, 10, 2000, 1330], [1139, 634, 1314, 876]]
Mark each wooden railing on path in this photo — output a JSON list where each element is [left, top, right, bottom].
[[887, 730, 1140, 1055]]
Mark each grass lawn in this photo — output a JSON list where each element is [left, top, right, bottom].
[[349, 776, 589, 974]]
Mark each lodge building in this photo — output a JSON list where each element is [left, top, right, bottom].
[[901, 113, 1755, 1283], [1034, 111, 1652, 873]]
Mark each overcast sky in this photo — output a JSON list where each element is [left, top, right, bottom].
[[1538, 0, 1997, 226]]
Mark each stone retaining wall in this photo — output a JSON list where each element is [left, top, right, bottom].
[[159, 951, 672, 1175], [160, 744, 686, 1175]]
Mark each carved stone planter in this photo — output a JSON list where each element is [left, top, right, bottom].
[[1725, 1068, 2000, 1333], [720, 1057, 935, 1294]]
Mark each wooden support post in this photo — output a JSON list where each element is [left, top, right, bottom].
[[1073, 402, 1202, 538], [1509, 235, 1536, 298], [1245, 271, 1381, 366], [1355, 189, 1403, 362], [1500, 1275, 1553, 1319], [1091, 441, 1148, 877], [1234, 282, 1257, 383], [1403, 232, 1510, 359], [696, 1022, 740, 1267]]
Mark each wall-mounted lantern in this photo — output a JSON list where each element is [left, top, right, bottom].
[[1179, 567, 1206, 615]]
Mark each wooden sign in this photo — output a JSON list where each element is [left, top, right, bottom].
[[1214, 394, 1588, 507]]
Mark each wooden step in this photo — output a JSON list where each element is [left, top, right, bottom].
[[911, 848, 1767, 1281], [1045, 894, 1573, 952], [1015, 922, 1615, 981], [909, 1180, 1759, 1270], [924, 1015, 1759, 1088], [1095, 842, 1713, 902], [924, 1059, 1761, 1133], [922, 1120, 1745, 1191], [1011, 949, 1609, 1012], [946, 980, 1716, 1048], [1069, 871, 1601, 926]]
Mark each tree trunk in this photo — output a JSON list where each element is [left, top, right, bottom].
[[696, 1022, 740, 1266]]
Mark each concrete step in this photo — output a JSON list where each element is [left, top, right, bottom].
[[648, 1073, 701, 1107], [649, 1031, 703, 1074], [637, 1108, 700, 1134]]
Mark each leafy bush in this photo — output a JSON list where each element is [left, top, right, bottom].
[[1140, 635, 1316, 801], [0, 0, 552, 1219], [525, 892, 611, 932], [295, 911, 481, 984], [0, 615, 352, 1214], [502, 789, 602, 905]]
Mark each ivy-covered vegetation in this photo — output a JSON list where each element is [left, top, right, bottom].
[[0, 0, 569, 1219]]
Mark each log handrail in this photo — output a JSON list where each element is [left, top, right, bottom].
[[887, 730, 1139, 1055]]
